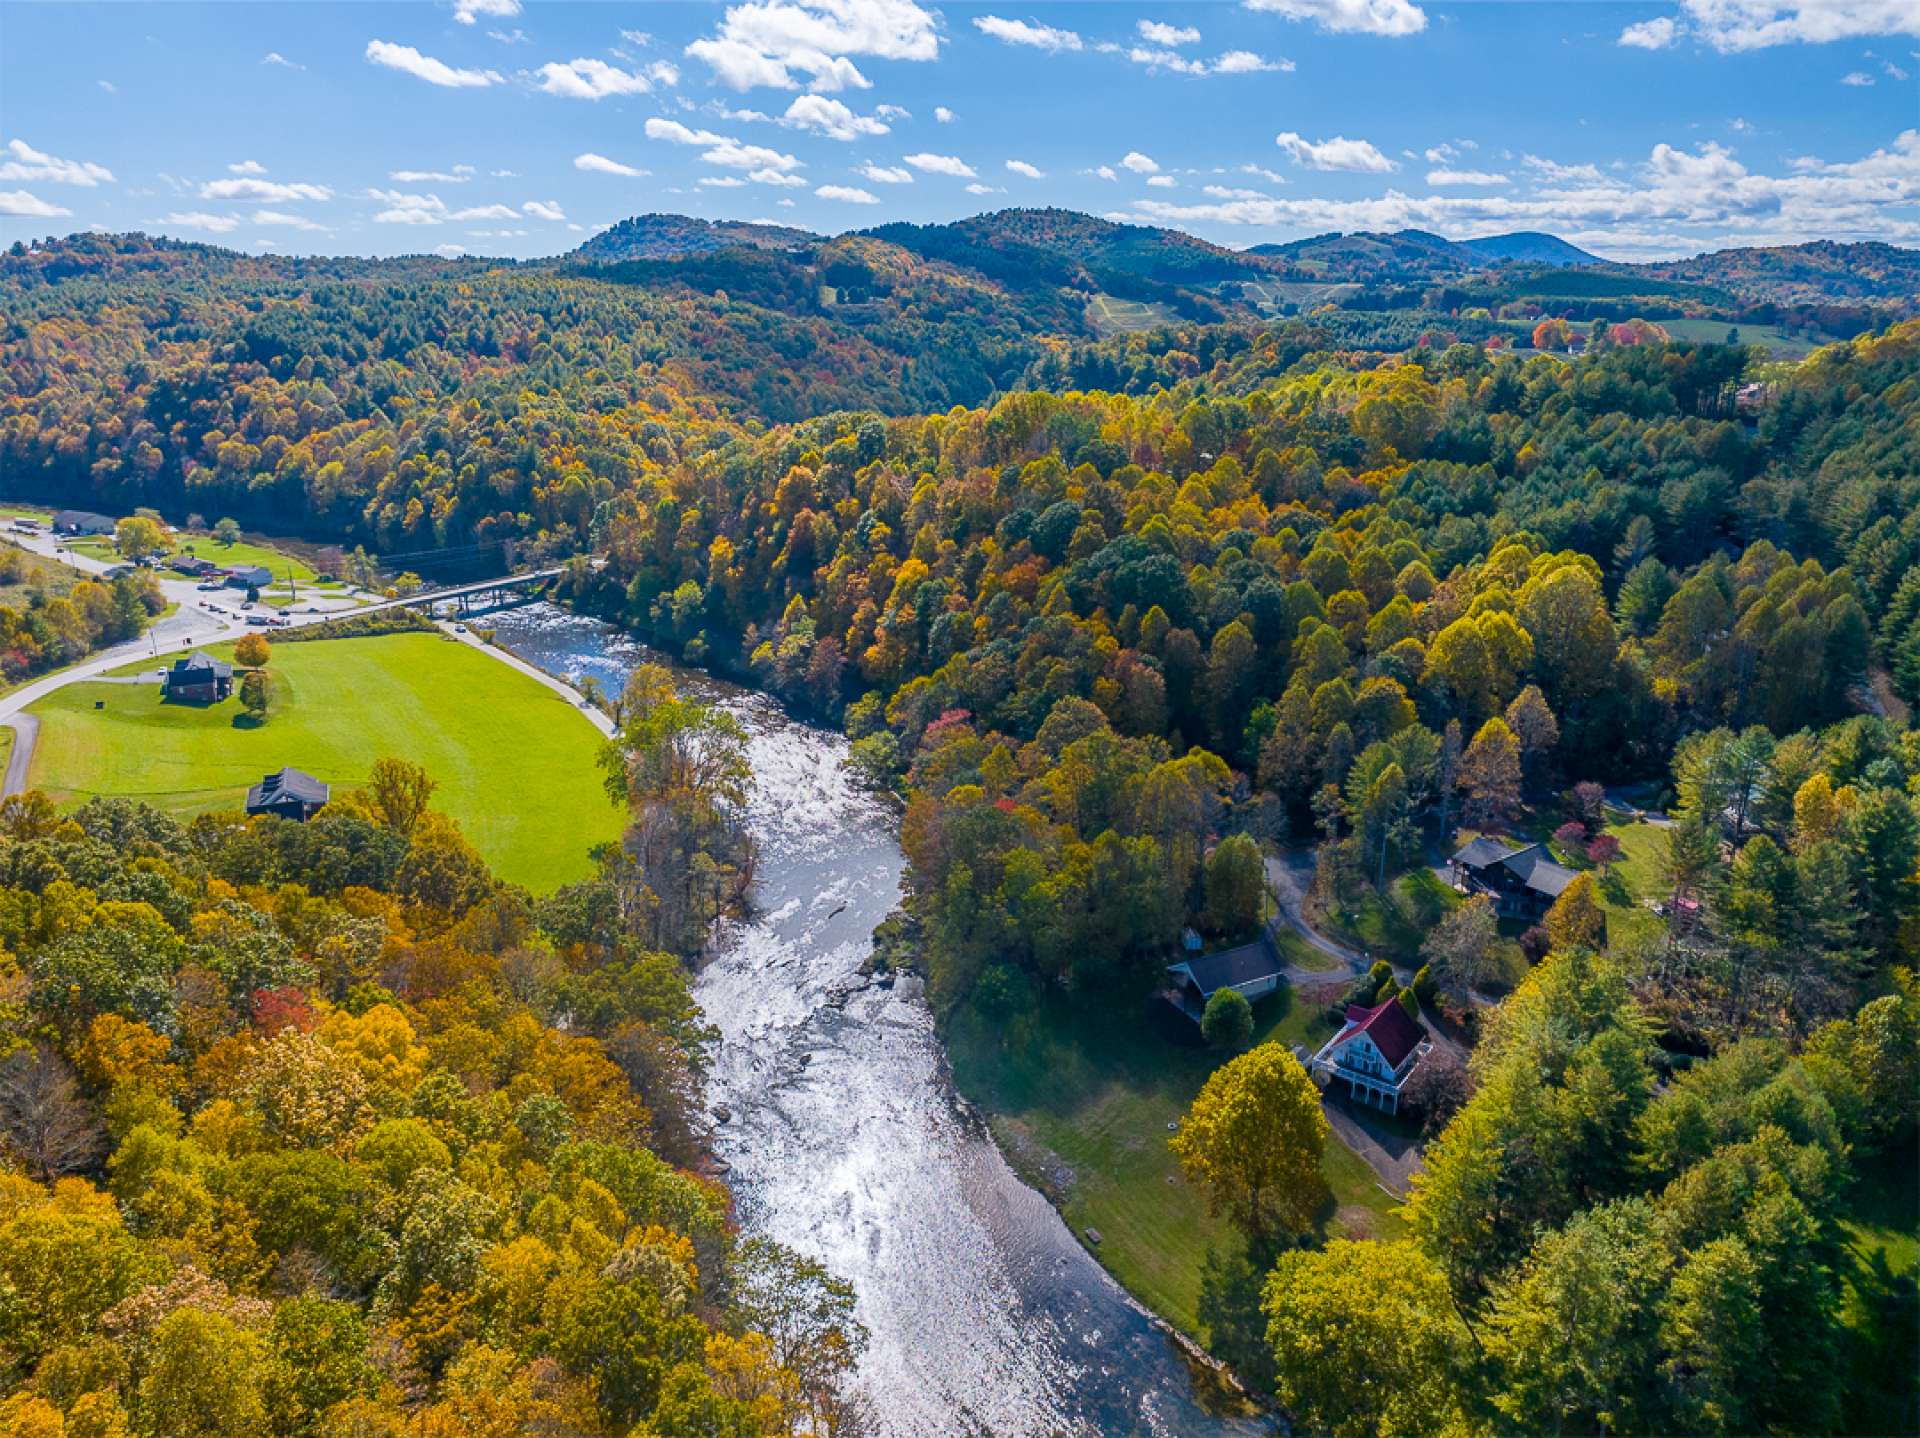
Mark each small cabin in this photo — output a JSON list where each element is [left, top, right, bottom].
[[1167, 934, 1285, 1021], [245, 767, 330, 822], [1448, 836, 1576, 922]]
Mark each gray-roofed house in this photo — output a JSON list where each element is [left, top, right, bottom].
[[53, 509, 116, 536], [245, 767, 330, 822], [1167, 933, 1285, 1021], [164, 652, 232, 704], [225, 565, 275, 590], [1449, 836, 1577, 921]]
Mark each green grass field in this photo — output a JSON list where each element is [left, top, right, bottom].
[[1086, 293, 1181, 337], [171, 534, 320, 583], [1660, 317, 1836, 360], [26, 632, 621, 891], [1313, 866, 1461, 968], [947, 983, 1403, 1338]]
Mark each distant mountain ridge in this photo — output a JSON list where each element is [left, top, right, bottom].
[[570, 213, 820, 263], [1249, 227, 1606, 278]]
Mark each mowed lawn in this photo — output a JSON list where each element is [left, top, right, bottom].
[[26, 633, 622, 891], [947, 983, 1404, 1339]]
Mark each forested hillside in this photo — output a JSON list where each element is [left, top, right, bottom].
[[3, 220, 1918, 1432]]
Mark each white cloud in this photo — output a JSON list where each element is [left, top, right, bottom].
[[1093, 164, 1118, 180], [255, 209, 327, 232], [1680, 0, 1920, 51], [816, 183, 881, 202], [434, 244, 466, 258], [1127, 45, 1291, 74], [965, 182, 1005, 194], [973, 15, 1082, 50], [1138, 19, 1201, 44], [644, 117, 803, 171], [522, 199, 565, 220], [1274, 131, 1396, 172], [1146, 174, 1176, 187], [904, 151, 976, 177], [261, 51, 302, 69], [857, 160, 913, 182], [1204, 184, 1269, 199], [1241, 163, 1289, 183], [1428, 167, 1510, 185], [453, 0, 519, 23], [454, 204, 520, 220], [1213, 50, 1292, 71], [3, 191, 68, 218], [575, 152, 648, 177], [391, 166, 475, 182], [98, 80, 116, 93], [365, 40, 502, 88], [782, 94, 889, 138], [158, 210, 239, 232], [228, 160, 268, 176], [701, 175, 748, 188], [1841, 68, 1875, 83], [751, 168, 809, 186], [1006, 159, 1045, 178], [934, 105, 955, 122], [1618, 15, 1679, 47], [1128, 130, 1920, 254], [489, 29, 530, 45], [201, 176, 331, 202], [0, 140, 114, 187], [876, 102, 910, 119], [1122, 151, 1160, 174], [1524, 153, 1608, 183], [537, 58, 656, 98], [686, 0, 941, 92], [1242, 0, 1427, 37]]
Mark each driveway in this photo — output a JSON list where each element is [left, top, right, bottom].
[[1321, 1092, 1426, 1197], [1264, 849, 1367, 980]]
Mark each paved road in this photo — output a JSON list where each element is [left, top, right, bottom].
[[1265, 848, 1369, 979]]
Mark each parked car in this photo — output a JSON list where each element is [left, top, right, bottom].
[[247, 616, 269, 627]]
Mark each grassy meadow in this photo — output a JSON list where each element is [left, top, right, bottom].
[[25, 632, 622, 891]]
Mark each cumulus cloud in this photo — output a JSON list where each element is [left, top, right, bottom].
[[1132, 130, 1920, 254], [255, 209, 327, 231], [700, 175, 748, 188], [1618, 15, 1679, 47], [904, 151, 976, 176], [201, 176, 332, 202], [1138, 19, 1201, 44], [645, 118, 804, 172], [686, 0, 940, 92], [1122, 150, 1159, 173], [1428, 167, 1510, 185], [817, 183, 881, 202], [522, 199, 566, 220], [1146, 174, 1176, 187], [1005, 159, 1045, 178], [1127, 45, 1291, 73], [0, 139, 114, 187], [228, 160, 268, 176], [782, 94, 890, 138], [857, 160, 913, 182], [157, 210, 239, 231], [365, 40, 502, 88], [453, 0, 519, 24], [1841, 69, 1875, 83], [1, 191, 68, 217], [575, 152, 648, 177], [973, 15, 1082, 50], [1274, 131, 1396, 172], [1242, 0, 1426, 37], [536, 58, 660, 98], [934, 105, 955, 122], [1204, 184, 1270, 199]]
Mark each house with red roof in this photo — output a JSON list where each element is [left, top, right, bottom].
[[1307, 996, 1433, 1115]]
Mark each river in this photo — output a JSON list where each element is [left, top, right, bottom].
[[485, 604, 1266, 1438]]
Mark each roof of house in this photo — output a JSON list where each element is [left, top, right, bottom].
[[53, 509, 115, 529], [1451, 836, 1577, 899], [1169, 940, 1282, 997], [246, 767, 330, 811], [1336, 997, 1429, 1069], [228, 565, 274, 584], [168, 653, 232, 680]]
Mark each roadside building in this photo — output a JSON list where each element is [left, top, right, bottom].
[[225, 565, 275, 590], [53, 510, 116, 536], [163, 653, 233, 704]]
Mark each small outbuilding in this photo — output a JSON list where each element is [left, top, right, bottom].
[[164, 652, 233, 704], [53, 509, 116, 536], [245, 767, 330, 822]]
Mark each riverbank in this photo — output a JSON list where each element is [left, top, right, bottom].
[[945, 982, 1408, 1342]]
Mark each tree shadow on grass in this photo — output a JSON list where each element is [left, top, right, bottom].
[[231, 712, 266, 730]]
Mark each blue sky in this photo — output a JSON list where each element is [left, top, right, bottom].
[[2, 0, 1916, 261]]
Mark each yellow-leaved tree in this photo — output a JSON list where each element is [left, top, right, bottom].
[[1170, 1041, 1328, 1244]]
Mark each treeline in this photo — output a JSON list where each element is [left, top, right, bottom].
[[0, 761, 857, 1437], [0, 550, 162, 682]]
